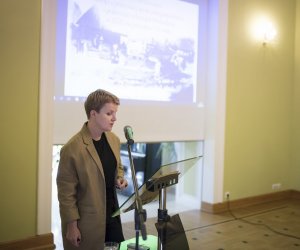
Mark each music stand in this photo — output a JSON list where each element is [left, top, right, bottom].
[[113, 156, 201, 250]]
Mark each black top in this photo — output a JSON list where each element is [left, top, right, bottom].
[[93, 133, 117, 222]]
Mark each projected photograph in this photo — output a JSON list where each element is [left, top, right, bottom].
[[63, 0, 199, 103]]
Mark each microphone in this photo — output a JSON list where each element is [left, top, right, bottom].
[[124, 125, 134, 145]]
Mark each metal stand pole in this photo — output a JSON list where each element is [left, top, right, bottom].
[[126, 142, 147, 250], [157, 187, 168, 250]]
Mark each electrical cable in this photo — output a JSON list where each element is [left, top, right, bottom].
[[225, 195, 300, 240], [184, 196, 300, 241]]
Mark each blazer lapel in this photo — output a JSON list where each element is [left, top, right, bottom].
[[105, 132, 119, 166], [80, 124, 105, 179]]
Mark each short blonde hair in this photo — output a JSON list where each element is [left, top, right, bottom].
[[84, 89, 120, 119]]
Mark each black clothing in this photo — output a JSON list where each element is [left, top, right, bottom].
[[93, 134, 125, 243]]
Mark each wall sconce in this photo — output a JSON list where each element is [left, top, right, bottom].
[[261, 21, 277, 45], [251, 17, 277, 46]]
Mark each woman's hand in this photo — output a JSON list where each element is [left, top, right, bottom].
[[116, 176, 128, 190], [66, 220, 81, 247]]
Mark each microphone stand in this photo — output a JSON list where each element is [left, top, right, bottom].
[[126, 140, 148, 250]]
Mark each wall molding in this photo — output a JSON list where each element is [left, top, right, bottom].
[[0, 233, 54, 250], [38, 0, 56, 234], [201, 189, 300, 214]]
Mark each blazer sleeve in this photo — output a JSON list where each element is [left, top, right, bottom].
[[115, 137, 125, 179], [106, 132, 124, 179], [56, 144, 80, 223]]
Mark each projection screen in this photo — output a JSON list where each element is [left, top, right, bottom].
[[53, 0, 207, 144]]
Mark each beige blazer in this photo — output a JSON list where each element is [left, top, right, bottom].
[[57, 123, 124, 250]]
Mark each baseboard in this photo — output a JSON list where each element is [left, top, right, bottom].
[[0, 233, 55, 250], [290, 189, 300, 199], [201, 189, 300, 214]]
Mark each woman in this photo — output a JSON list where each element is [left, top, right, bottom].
[[57, 89, 128, 249]]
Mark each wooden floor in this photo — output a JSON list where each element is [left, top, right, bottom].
[[122, 198, 300, 250]]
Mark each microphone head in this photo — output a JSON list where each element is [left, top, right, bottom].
[[124, 125, 134, 145]]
